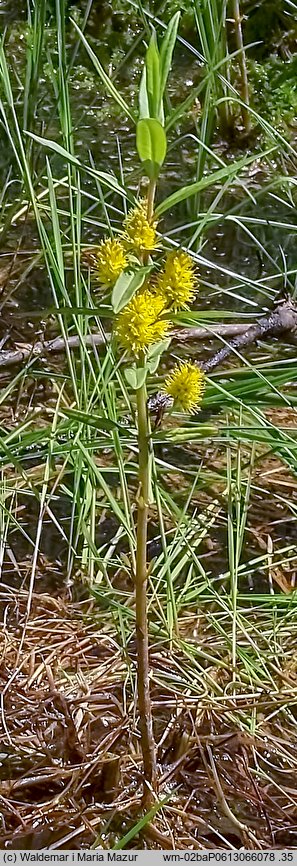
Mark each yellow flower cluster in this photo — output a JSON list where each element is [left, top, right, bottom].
[[114, 289, 169, 357], [90, 197, 204, 414], [157, 250, 197, 311], [123, 199, 158, 254], [94, 237, 128, 287], [165, 362, 205, 413], [92, 200, 158, 288]]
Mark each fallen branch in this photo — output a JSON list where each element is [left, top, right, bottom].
[[0, 297, 296, 371], [201, 295, 297, 373], [0, 332, 108, 369], [0, 325, 250, 369]]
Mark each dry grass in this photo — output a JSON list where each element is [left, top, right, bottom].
[[1, 586, 297, 850]]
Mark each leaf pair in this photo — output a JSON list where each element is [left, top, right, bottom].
[[136, 13, 180, 180], [125, 339, 171, 390]]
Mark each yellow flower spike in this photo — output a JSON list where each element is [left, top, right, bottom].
[[123, 199, 158, 254], [114, 289, 170, 357], [157, 249, 197, 311], [165, 361, 205, 413], [94, 237, 128, 287]]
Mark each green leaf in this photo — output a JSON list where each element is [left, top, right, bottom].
[[146, 31, 161, 121], [25, 131, 126, 197], [111, 267, 151, 314], [153, 425, 218, 443], [139, 66, 150, 119], [159, 12, 180, 99], [112, 794, 172, 850], [155, 148, 275, 216], [147, 338, 172, 373], [62, 408, 128, 433], [70, 19, 136, 123], [124, 366, 147, 390], [136, 118, 167, 180], [46, 158, 64, 276]]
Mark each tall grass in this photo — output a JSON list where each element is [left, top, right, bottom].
[[0, 0, 296, 831]]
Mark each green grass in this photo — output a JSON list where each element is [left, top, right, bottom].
[[0, 0, 297, 848], [0, 0, 296, 672]]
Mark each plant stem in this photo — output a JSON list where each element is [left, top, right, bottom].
[[135, 377, 157, 806], [217, 0, 233, 137], [146, 178, 156, 223], [231, 0, 251, 134], [134, 180, 157, 806]]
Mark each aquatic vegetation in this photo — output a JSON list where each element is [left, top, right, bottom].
[[249, 57, 297, 134], [105, 17, 208, 791], [109, 179, 206, 800]]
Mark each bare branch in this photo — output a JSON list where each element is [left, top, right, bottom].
[[0, 298, 296, 371]]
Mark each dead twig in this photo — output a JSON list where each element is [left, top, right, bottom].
[[201, 296, 297, 373], [1, 296, 297, 370]]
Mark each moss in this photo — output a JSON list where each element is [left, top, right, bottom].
[[248, 57, 297, 135]]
